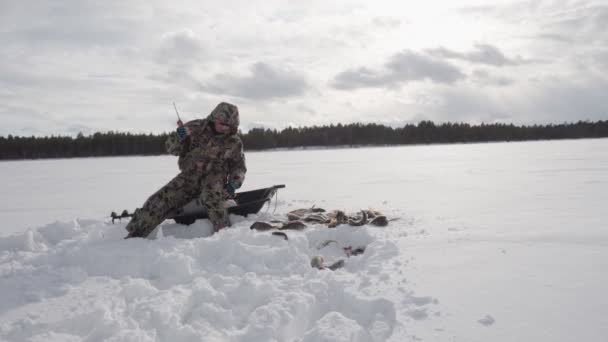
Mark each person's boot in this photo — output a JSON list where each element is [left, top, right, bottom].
[[124, 209, 140, 238], [124, 209, 158, 239]]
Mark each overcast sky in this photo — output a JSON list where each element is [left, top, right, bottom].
[[1, 0, 607, 136]]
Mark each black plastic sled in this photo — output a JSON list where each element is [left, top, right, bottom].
[[110, 184, 285, 225], [167, 184, 285, 225]]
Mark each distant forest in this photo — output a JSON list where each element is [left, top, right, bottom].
[[1, 120, 607, 160]]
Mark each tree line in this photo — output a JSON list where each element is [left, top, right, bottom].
[[1, 120, 607, 160]]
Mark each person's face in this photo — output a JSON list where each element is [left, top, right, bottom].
[[214, 120, 231, 134]]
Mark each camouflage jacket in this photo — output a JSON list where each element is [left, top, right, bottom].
[[165, 102, 247, 188]]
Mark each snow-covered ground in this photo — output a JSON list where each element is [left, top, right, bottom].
[[1, 138, 607, 341]]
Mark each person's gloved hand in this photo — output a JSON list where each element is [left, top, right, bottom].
[[176, 126, 188, 141], [225, 180, 237, 198]]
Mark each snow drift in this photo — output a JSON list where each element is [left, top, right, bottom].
[[0, 215, 398, 342]]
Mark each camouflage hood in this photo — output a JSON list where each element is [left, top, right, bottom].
[[207, 102, 240, 135]]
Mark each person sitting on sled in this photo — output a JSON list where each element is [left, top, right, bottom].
[[125, 102, 247, 238]]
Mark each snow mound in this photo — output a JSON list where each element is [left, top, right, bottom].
[[0, 216, 397, 341]]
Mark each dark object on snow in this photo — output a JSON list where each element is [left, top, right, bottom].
[[250, 220, 307, 231], [272, 231, 288, 240], [327, 259, 345, 271], [112, 184, 285, 226], [347, 210, 368, 226], [287, 207, 326, 221], [280, 220, 307, 230], [317, 240, 338, 249], [111, 210, 133, 223], [344, 246, 366, 257], [310, 255, 345, 271], [250, 221, 276, 231], [369, 215, 389, 226], [311, 256, 324, 269], [286, 207, 389, 228]]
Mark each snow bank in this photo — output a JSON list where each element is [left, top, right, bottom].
[[0, 215, 397, 341]]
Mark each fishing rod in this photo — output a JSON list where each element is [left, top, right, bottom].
[[173, 102, 183, 127]]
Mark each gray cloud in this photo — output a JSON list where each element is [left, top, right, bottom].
[[0, 105, 59, 136], [0, 1, 139, 49], [471, 69, 515, 87], [591, 49, 608, 73], [150, 29, 207, 92], [426, 44, 525, 66], [543, 5, 608, 41], [459, 2, 607, 47], [156, 29, 205, 65], [332, 50, 465, 90], [0, 68, 122, 91], [296, 104, 317, 115], [424, 88, 511, 123], [1, 1, 606, 136], [413, 76, 608, 125], [202, 62, 309, 100], [529, 78, 608, 122], [0, 105, 47, 121], [2, 27, 129, 49], [534, 33, 574, 43]]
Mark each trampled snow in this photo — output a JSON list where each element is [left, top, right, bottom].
[[1, 139, 608, 341]]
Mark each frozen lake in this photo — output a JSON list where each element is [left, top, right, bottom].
[[2, 138, 606, 237], [1, 138, 607, 341]]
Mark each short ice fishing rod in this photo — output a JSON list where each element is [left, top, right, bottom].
[[173, 102, 183, 127], [173, 102, 189, 140]]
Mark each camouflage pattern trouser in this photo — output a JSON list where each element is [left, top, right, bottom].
[[125, 171, 228, 238]]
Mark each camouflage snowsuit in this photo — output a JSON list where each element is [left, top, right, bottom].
[[125, 102, 247, 238]]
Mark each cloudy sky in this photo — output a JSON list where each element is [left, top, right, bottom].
[[1, 0, 607, 136]]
